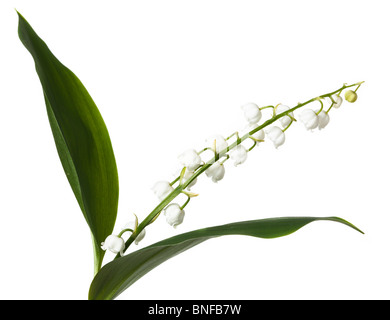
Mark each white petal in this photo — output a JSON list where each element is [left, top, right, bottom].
[[230, 145, 248, 166], [152, 181, 174, 200], [134, 229, 146, 245], [332, 94, 343, 108], [299, 109, 319, 130], [275, 104, 294, 128], [101, 235, 125, 254], [178, 149, 202, 171], [266, 126, 285, 148], [164, 203, 185, 227], [245, 123, 265, 141], [241, 103, 262, 124], [181, 169, 197, 190], [206, 134, 228, 153], [205, 162, 225, 182], [317, 111, 330, 130], [122, 219, 146, 245]]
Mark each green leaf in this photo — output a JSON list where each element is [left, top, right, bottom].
[[88, 216, 363, 300], [17, 12, 119, 273]]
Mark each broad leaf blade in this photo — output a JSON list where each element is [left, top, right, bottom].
[[89, 216, 363, 300], [17, 12, 119, 273]]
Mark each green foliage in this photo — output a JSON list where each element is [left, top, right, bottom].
[[17, 13, 363, 300], [89, 216, 363, 300], [17, 12, 119, 273]]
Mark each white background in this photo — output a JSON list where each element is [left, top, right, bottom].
[[0, 0, 389, 300]]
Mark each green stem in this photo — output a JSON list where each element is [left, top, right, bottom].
[[226, 131, 240, 143], [117, 228, 134, 238], [282, 119, 293, 132], [354, 81, 364, 92], [315, 99, 324, 115], [170, 176, 180, 186], [326, 102, 335, 114], [179, 167, 187, 185], [248, 140, 258, 151], [198, 147, 214, 154], [114, 81, 363, 259], [220, 155, 230, 164], [180, 195, 191, 210], [260, 105, 275, 110]]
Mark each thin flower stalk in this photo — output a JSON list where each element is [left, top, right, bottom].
[[115, 81, 364, 258]]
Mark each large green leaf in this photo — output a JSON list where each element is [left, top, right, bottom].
[[17, 12, 119, 273], [89, 216, 363, 300]]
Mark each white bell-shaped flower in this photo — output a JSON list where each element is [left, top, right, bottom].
[[181, 168, 197, 190], [101, 235, 125, 256], [178, 149, 202, 171], [164, 203, 185, 228], [206, 134, 228, 153], [317, 110, 330, 130], [205, 161, 225, 183], [230, 145, 248, 166], [245, 123, 265, 142], [330, 94, 343, 108], [275, 104, 294, 128], [152, 181, 174, 201], [299, 109, 319, 130], [266, 126, 285, 148], [122, 220, 146, 245], [241, 103, 262, 124]]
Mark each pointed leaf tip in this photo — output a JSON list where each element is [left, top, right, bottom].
[[89, 216, 363, 300], [17, 14, 120, 274]]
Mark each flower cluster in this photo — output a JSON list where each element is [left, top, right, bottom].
[[298, 94, 340, 131], [100, 82, 362, 256]]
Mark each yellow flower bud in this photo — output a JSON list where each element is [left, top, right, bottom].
[[345, 90, 358, 103]]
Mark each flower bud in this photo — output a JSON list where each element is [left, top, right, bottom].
[[164, 203, 185, 228], [229, 145, 248, 166], [275, 104, 294, 128], [241, 103, 262, 124], [317, 110, 330, 130], [266, 126, 285, 148], [299, 109, 319, 130], [178, 149, 202, 171], [205, 134, 228, 153], [101, 235, 125, 256], [205, 161, 225, 183], [345, 90, 358, 103], [152, 181, 174, 201]]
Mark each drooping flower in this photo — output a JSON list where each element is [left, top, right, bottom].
[[205, 134, 228, 153], [180, 168, 197, 190], [241, 103, 262, 124], [205, 161, 225, 183], [178, 149, 202, 171], [164, 203, 185, 228], [266, 126, 285, 148], [229, 145, 248, 166], [245, 123, 265, 143], [101, 235, 125, 256], [152, 181, 174, 201], [122, 219, 146, 245], [317, 110, 330, 130], [331, 94, 343, 108], [299, 109, 319, 130], [275, 104, 294, 128]]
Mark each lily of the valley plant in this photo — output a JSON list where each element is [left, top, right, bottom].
[[17, 12, 364, 300]]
